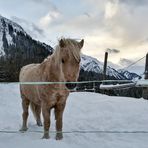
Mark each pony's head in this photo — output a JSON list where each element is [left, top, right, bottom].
[[54, 38, 84, 89]]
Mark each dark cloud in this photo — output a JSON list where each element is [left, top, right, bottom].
[[119, 58, 145, 74], [106, 48, 120, 54], [119, 58, 133, 66], [83, 12, 91, 18], [32, 24, 44, 35], [11, 16, 44, 38]]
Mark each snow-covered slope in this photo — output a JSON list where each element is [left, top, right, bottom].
[[0, 15, 52, 57], [81, 55, 126, 80], [0, 15, 53, 81], [0, 84, 148, 148], [118, 69, 141, 80], [81, 54, 103, 73], [0, 15, 27, 56]]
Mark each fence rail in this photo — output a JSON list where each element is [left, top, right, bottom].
[[0, 79, 148, 92]]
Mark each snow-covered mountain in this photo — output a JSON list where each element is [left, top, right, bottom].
[[118, 69, 141, 80], [80, 55, 141, 80], [0, 15, 26, 56], [0, 15, 52, 57], [0, 15, 53, 81]]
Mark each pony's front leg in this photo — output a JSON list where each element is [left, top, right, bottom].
[[42, 103, 51, 139], [55, 103, 66, 140]]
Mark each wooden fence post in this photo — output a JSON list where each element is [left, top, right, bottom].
[[143, 53, 148, 99], [103, 52, 108, 80], [102, 52, 108, 94], [144, 53, 148, 79]]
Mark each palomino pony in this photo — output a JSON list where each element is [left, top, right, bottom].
[[19, 38, 84, 140]]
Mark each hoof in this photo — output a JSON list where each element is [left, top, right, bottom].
[[56, 133, 63, 140], [37, 121, 42, 127], [19, 127, 28, 132], [42, 133, 50, 139]]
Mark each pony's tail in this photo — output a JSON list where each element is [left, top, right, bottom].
[[54, 108, 57, 120], [30, 102, 42, 126]]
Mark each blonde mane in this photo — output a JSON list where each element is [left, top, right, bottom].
[[53, 38, 81, 63]]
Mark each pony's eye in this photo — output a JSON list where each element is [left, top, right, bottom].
[[62, 59, 65, 64]]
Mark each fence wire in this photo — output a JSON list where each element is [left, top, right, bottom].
[[0, 80, 137, 91], [0, 80, 134, 85]]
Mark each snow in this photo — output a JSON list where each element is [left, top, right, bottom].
[[0, 15, 27, 56], [0, 84, 148, 148], [118, 69, 141, 80], [0, 33, 5, 56], [81, 54, 103, 73], [0, 25, 5, 56], [136, 80, 148, 87], [0, 15, 53, 57], [5, 31, 13, 45], [100, 82, 136, 90], [0, 15, 26, 34]]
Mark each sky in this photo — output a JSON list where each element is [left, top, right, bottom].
[[0, 0, 147, 74]]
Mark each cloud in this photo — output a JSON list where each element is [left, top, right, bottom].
[[106, 48, 120, 54], [31, 24, 43, 35], [119, 57, 145, 67], [39, 10, 61, 28], [28, 0, 54, 6], [119, 58, 145, 74], [30, 0, 58, 13], [30, 0, 50, 3], [119, 58, 133, 67], [81, 0, 148, 48], [11, 16, 45, 39], [83, 12, 91, 18], [36, 0, 147, 66], [104, 0, 148, 46], [119, 0, 148, 6], [105, 0, 119, 19]]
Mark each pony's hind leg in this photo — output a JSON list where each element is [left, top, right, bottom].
[[35, 105, 42, 126], [20, 97, 30, 132]]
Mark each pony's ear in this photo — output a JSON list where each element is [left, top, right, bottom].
[[79, 39, 84, 49], [59, 39, 66, 48]]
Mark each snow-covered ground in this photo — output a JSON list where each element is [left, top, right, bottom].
[[0, 84, 148, 148]]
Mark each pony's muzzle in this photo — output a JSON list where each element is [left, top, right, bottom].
[[65, 82, 77, 90]]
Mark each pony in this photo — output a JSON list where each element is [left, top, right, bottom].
[[19, 38, 84, 140]]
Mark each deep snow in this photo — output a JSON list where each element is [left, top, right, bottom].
[[0, 84, 148, 148]]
